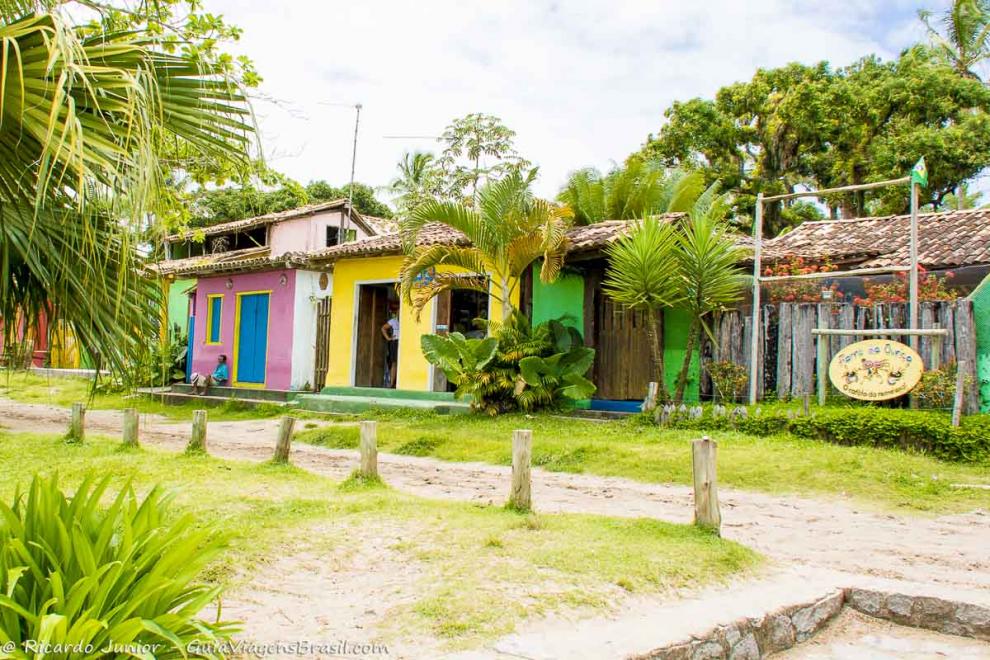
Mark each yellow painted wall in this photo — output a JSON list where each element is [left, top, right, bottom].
[[326, 256, 435, 391], [326, 255, 520, 392]]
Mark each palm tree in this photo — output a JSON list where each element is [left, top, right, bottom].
[[920, 0, 990, 80], [0, 7, 252, 377], [602, 217, 683, 403], [399, 170, 573, 321], [558, 161, 705, 225], [671, 187, 748, 403], [385, 151, 438, 214]]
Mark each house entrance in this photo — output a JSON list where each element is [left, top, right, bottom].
[[432, 288, 490, 391], [354, 283, 399, 388]]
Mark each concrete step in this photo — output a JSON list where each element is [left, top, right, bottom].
[[170, 383, 297, 402], [138, 390, 291, 409], [296, 393, 471, 415], [318, 385, 465, 402]]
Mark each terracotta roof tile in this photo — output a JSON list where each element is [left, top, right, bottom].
[[765, 208, 990, 269]]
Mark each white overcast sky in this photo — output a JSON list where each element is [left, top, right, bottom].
[[210, 0, 954, 202]]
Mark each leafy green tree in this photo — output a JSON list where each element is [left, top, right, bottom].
[[436, 113, 530, 204], [399, 170, 572, 321], [672, 190, 749, 403], [641, 50, 990, 232], [920, 0, 990, 79], [306, 181, 394, 218], [558, 162, 706, 225], [0, 3, 252, 376], [385, 151, 440, 215], [602, 218, 683, 402]]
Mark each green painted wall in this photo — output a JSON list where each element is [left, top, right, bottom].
[[532, 264, 584, 329], [532, 264, 701, 402], [167, 278, 195, 339], [969, 274, 990, 412], [663, 308, 700, 403]]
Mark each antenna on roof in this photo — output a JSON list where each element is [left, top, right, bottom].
[[319, 101, 362, 243]]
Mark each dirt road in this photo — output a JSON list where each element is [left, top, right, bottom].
[[2, 399, 988, 657]]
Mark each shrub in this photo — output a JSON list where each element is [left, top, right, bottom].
[[649, 406, 988, 463], [912, 361, 961, 410], [422, 312, 596, 415], [705, 360, 748, 403], [0, 474, 236, 655]]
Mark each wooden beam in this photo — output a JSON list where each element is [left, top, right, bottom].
[[811, 328, 948, 337], [748, 193, 763, 405], [761, 176, 911, 202]]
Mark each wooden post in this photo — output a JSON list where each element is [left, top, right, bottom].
[[643, 382, 659, 412], [68, 402, 86, 442], [187, 410, 208, 453], [748, 193, 764, 405], [692, 436, 721, 534], [952, 360, 966, 427], [931, 322, 942, 371], [122, 408, 139, 447], [359, 420, 378, 478], [816, 334, 828, 407], [273, 416, 296, 463], [509, 429, 533, 511], [908, 182, 920, 353], [803, 393, 811, 416]]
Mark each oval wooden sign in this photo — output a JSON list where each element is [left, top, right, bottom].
[[828, 339, 924, 401]]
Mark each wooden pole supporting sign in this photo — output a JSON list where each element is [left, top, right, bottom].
[[692, 436, 721, 534], [509, 429, 533, 511], [273, 416, 296, 463], [359, 420, 378, 478]]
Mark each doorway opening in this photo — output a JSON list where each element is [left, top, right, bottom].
[[432, 288, 490, 391], [354, 283, 399, 388]]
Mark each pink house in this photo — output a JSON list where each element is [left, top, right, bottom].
[[159, 200, 391, 391]]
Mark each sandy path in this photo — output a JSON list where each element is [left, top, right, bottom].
[[2, 399, 989, 657]]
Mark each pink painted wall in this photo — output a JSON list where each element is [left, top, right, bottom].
[[270, 210, 376, 256], [192, 269, 297, 390]]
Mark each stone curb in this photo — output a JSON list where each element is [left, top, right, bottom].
[[634, 588, 990, 660]]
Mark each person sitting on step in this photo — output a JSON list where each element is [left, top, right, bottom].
[[191, 354, 228, 395]]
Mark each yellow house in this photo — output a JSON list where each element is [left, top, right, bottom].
[[306, 225, 515, 393]]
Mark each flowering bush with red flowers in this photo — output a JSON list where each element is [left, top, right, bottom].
[[764, 256, 840, 303], [853, 267, 957, 306]]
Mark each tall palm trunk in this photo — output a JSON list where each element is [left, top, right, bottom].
[[674, 316, 701, 404], [645, 309, 668, 403]]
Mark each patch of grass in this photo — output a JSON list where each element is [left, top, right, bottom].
[[0, 370, 284, 422], [295, 425, 359, 448], [293, 409, 990, 514], [0, 429, 759, 649], [394, 435, 446, 456]]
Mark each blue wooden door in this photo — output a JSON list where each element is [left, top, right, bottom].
[[236, 293, 270, 385]]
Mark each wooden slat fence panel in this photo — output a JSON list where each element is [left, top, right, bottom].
[[708, 299, 977, 404]]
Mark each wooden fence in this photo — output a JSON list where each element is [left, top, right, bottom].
[[702, 299, 979, 410]]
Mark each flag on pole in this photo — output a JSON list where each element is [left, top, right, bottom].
[[910, 157, 928, 187]]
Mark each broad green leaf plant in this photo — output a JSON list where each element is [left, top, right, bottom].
[[0, 474, 237, 657]]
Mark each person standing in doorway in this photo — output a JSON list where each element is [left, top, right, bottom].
[[381, 306, 400, 388]]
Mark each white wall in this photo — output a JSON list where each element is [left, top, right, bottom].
[[291, 270, 332, 390]]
